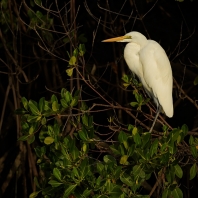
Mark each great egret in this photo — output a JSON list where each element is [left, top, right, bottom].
[[102, 31, 173, 132]]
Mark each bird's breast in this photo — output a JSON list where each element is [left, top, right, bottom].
[[124, 43, 143, 79]]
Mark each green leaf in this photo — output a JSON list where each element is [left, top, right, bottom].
[[73, 48, 78, 57], [69, 56, 76, 65], [190, 145, 198, 158], [22, 122, 29, 130], [38, 97, 45, 112], [70, 97, 78, 107], [71, 167, 80, 179], [133, 165, 145, 179], [79, 44, 86, 56], [51, 94, 58, 103], [82, 189, 92, 197], [171, 187, 183, 198], [177, 135, 182, 144], [132, 127, 138, 136], [15, 108, 27, 114], [106, 179, 113, 192], [123, 83, 130, 88], [130, 102, 138, 107], [168, 140, 175, 154], [41, 117, 46, 125], [120, 173, 133, 186], [29, 191, 40, 198], [128, 124, 133, 131], [78, 129, 88, 140], [48, 180, 63, 187], [63, 184, 77, 198], [60, 99, 69, 108], [81, 101, 88, 111], [21, 97, 28, 110], [150, 139, 158, 157], [82, 143, 87, 153], [44, 137, 54, 145], [53, 123, 60, 136], [78, 34, 87, 43], [74, 90, 81, 97], [34, 147, 42, 158], [82, 114, 88, 126], [95, 176, 102, 187], [132, 127, 141, 145], [141, 132, 151, 148], [123, 140, 129, 150], [80, 158, 89, 177], [171, 129, 180, 142], [65, 91, 72, 104], [88, 116, 93, 127], [189, 135, 194, 145], [118, 131, 128, 143], [63, 37, 70, 44], [122, 75, 129, 83], [127, 144, 135, 156], [71, 146, 79, 160], [190, 163, 197, 180], [166, 166, 175, 184], [36, 11, 43, 19], [66, 68, 74, 76], [53, 168, 62, 181], [162, 188, 171, 198], [174, 164, 183, 178], [34, 177, 41, 188], [34, 146, 46, 158], [52, 101, 59, 112], [27, 134, 35, 144], [118, 144, 125, 156], [97, 162, 104, 174], [44, 101, 51, 111], [18, 135, 29, 141], [120, 155, 129, 165], [134, 133, 141, 145], [109, 145, 120, 155], [61, 88, 67, 98], [103, 155, 116, 164], [181, 124, 188, 136], [194, 76, 198, 85], [29, 100, 40, 115], [114, 166, 122, 179], [29, 125, 35, 134], [135, 92, 143, 103], [136, 148, 146, 160]]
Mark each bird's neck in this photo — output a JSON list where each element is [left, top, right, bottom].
[[135, 39, 148, 48]]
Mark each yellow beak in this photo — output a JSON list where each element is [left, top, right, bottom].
[[102, 35, 131, 42]]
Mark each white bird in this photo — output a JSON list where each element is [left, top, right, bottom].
[[102, 31, 173, 132]]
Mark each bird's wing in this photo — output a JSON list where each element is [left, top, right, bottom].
[[139, 41, 173, 117]]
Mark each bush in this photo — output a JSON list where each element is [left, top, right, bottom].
[[17, 87, 196, 197]]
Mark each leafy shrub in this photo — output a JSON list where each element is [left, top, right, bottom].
[[16, 86, 197, 198]]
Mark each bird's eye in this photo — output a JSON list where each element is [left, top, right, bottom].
[[125, 35, 132, 39]]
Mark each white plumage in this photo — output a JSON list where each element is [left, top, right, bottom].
[[103, 31, 173, 131], [123, 32, 173, 117]]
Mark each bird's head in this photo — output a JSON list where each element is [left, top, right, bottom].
[[102, 31, 148, 47]]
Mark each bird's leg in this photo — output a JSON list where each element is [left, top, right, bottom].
[[149, 105, 162, 133]]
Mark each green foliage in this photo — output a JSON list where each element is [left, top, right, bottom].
[[1, 0, 196, 197], [194, 76, 198, 85], [122, 74, 149, 110], [16, 85, 197, 197], [66, 44, 86, 76]]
